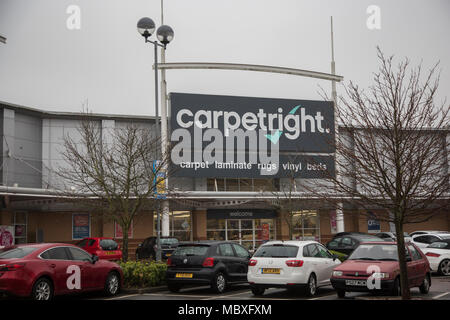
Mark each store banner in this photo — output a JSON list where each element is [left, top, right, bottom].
[[207, 209, 277, 220], [0, 226, 15, 247], [72, 213, 90, 240], [367, 212, 381, 233], [329, 210, 337, 234], [115, 222, 133, 239], [170, 93, 335, 178]]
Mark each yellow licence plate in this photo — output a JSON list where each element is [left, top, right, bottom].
[[105, 251, 116, 255], [262, 268, 280, 274], [176, 273, 193, 278]]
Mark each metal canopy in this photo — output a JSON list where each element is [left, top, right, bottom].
[[156, 62, 344, 82]]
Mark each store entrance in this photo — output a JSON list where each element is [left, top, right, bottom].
[[206, 217, 276, 252]]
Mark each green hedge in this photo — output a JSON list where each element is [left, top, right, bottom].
[[118, 260, 167, 288]]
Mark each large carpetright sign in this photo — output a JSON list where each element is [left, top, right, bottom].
[[169, 93, 335, 178]]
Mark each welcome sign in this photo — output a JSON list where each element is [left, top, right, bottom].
[[169, 93, 335, 178]]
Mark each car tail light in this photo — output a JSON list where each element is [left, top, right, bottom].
[[426, 252, 441, 258], [202, 257, 215, 267], [248, 259, 257, 266], [167, 258, 173, 266], [285, 260, 304, 267], [0, 263, 25, 271]]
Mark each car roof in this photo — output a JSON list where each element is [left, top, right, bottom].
[[413, 233, 450, 238], [2, 243, 78, 250], [360, 241, 397, 245], [177, 241, 235, 246], [412, 231, 450, 234], [259, 240, 318, 247]]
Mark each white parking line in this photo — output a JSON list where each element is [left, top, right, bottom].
[[105, 293, 141, 300], [144, 293, 212, 299], [308, 293, 337, 300], [432, 292, 450, 300], [203, 291, 251, 300]]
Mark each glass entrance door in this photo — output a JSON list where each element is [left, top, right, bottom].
[[207, 218, 276, 252]]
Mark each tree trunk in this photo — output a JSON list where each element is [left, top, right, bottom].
[[395, 221, 411, 300], [122, 225, 129, 262]]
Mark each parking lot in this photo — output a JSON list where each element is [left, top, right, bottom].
[[97, 275, 450, 301]]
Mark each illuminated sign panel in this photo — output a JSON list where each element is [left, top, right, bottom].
[[170, 93, 335, 178]]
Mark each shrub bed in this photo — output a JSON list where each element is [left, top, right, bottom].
[[118, 260, 167, 288]]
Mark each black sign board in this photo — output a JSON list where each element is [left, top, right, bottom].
[[207, 209, 277, 220]]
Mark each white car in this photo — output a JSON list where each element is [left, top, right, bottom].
[[247, 240, 341, 297], [411, 233, 450, 248], [421, 239, 450, 276], [410, 230, 450, 237]]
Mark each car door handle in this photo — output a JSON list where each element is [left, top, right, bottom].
[[49, 264, 56, 268]]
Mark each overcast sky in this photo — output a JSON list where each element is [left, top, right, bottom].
[[0, 0, 449, 116]]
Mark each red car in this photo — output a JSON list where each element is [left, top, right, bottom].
[[75, 237, 122, 261], [330, 242, 431, 297], [0, 243, 123, 300]]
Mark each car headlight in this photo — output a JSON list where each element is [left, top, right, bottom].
[[333, 271, 343, 277], [371, 272, 389, 279]]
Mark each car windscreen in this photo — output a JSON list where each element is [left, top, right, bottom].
[[348, 244, 398, 261], [173, 245, 209, 256], [253, 244, 299, 258], [160, 238, 179, 245], [0, 247, 38, 259], [99, 239, 118, 250]]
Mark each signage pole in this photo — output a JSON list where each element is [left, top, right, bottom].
[[331, 16, 345, 233], [160, 0, 170, 237]]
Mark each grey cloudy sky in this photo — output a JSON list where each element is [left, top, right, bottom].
[[0, 0, 449, 116]]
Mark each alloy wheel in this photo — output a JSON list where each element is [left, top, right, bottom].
[[108, 274, 119, 295], [439, 260, 450, 276], [35, 281, 51, 300], [216, 274, 226, 292], [308, 275, 317, 296]]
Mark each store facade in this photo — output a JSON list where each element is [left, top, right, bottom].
[[0, 96, 449, 255]]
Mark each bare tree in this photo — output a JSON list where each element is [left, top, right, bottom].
[[58, 116, 171, 261], [310, 48, 450, 299], [263, 156, 310, 241]]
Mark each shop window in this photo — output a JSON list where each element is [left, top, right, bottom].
[[206, 178, 280, 192], [13, 212, 27, 244], [206, 218, 276, 252], [154, 211, 192, 242], [292, 210, 320, 242]]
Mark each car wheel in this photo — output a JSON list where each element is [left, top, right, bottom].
[[104, 272, 121, 296], [438, 259, 450, 276], [31, 277, 54, 301], [391, 277, 401, 296], [251, 286, 265, 296], [168, 283, 181, 293], [304, 274, 317, 297], [419, 274, 431, 294], [336, 289, 346, 298], [211, 272, 227, 294]]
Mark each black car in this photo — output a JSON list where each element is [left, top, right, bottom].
[[326, 233, 383, 256], [166, 241, 251, 293], [136, 236, 179, 260]]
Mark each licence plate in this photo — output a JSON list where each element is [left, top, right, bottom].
[[345, 279, 367, 286], [262, 268, 280, 274], [176, 273, 193, 278], [105, 251, 116, 255]]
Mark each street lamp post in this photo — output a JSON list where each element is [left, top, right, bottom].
[[137, 17, 174, 261]]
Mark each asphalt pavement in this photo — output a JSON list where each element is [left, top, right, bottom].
[[98, 275, 450, 301]]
